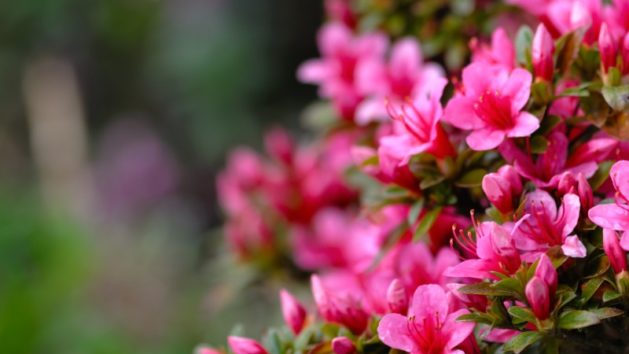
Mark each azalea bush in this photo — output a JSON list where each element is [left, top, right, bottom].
[[210, 0, 629, 353]]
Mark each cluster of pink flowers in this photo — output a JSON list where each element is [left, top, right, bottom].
[[212, 0, 629, 353]]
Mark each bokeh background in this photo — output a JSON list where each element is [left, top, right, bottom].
[[0, 1, 322, 353]]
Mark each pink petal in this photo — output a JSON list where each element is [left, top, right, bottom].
[[561, 235, 587, 258], [588, 204, 629, 230], [620, 230, 629, 251], [355, 98, 388, 125], [319, 22, 352, 57], [409, 285, 449, 323], [377, 313, 414, 352], [611, 160, 629, 202], [444, 309, 475, 350], [355, 59, 388, 96], [502, 68, 532, 111], [390, 38, 422, 81], [462, 63, 497, 96], [507, 112, 539, 137], [297, 60, 330, 83], [559, 193, 580, 237], [443, 96, 481, 129], [525, 190, 558, 220], [356, 32, 388, 58], [444, 259, 498, 280], [466, 129, 506, 151]]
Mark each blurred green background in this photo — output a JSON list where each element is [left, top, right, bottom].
[[0, 0, 322, 353]]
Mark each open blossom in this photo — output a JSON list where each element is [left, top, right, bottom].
[[279, 289, 307, 335], [378, 285, 475, 354], [589, 160, 629, 231], [298, 22, 387, 120], [514, 190, 586, 259], [445, 220, 522, 280], [356, 37, 444, 125], [394, 242, 460, 294], [377, 77, 455, 167], [499, 130, 616, 188], [228, 337, 269, 354], [443, 62, 539, 150], [525, 254, 558, 320], [482, 165, 523, 214]]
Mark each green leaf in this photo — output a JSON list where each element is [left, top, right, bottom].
[[538, 115, 563, 135], [515, 25, 534, 66], [558, 310, 600, 330], [504, 331, 543, 354], [413, 206, 442, 242], [602, 290, 621, 303], [591, 307, 624, 320], [558, 84, 591, 97], [458, 282, 514, 297], [494, 277, 524, 299], [602, 85, 629, 111], [455, 168, 487, 188], [530, 135, 549, 154], [419, 176, 446, 190], [302, 101, 338, 130], [508, 306, 536, 324], [407, 199, 424, 226], [579, 278, 604, 305], [457, 312, 497, 325]]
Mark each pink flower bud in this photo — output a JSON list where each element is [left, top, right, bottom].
[[534, 254, 558, 294], [599, 23, 617, 73], [196, 346, 222, 354], [525, 276, 551, 319], [310, 275, 369, 334], [481, 166, 522, 214], [604, 228, 627, 274], [279, 289, 307, 335], [386, 279, 408, 314], [264, 128, 294, 165], [228, 336, 269, 354], [532, 24, 554, 81], [557, 172, 593, 213], [332, 336, 356, 354]]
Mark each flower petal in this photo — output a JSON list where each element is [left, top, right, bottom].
[[588, 204, 629, 230], [377, 314, 414, 352], [502, 68, 532, 110], [507, 112, 539, 137], [466, 129, 506, 151], [561, 235, 587, 258]]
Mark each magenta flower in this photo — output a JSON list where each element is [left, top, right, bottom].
[[355, 37, 444, 124], [394, 242, 460, 293], [557, 171, 593, 214], [482, 165, 523, 214], [279, 289, 307, 335], [378, 285, 475, 354], [443, 63, 539, 150], [298, 22, 387, 120], [589, 160, 629, 231], [514, 190, 586, 259], [499, 131, 616, 188], [228, 336, 269, 354], [532, 24, 555, 81], [603, 228, 628, 274], [311, 275, 370, 334], [377, 77, 455, 167], [386, 278, 409, 314], [445, 220, 522, 280]]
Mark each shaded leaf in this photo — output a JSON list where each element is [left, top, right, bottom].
[[455, 168, 486, 188], [558, 310, 600, 329], [504, 331, 542, 354], [413, 206, 442, 242]]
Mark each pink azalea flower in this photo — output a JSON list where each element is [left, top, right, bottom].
[[311, 274, 370, 334], [298, 22, 387, 120], [228, 336, 269, 354], [557, 171, 593, 214], [325, 0, 357, 29], [386, 278, 409, 314], [443, 63, 539, 150], [545, 0, 602, 44], [469, 27, 516, 70], [514, 190, 586, 259], [499, 131, 616, 188], [377, 77, 455, 167], [351, 144, 419, 191], [355, 37, 445, 124], [377, 285, 475, 354], [279, 289, 307, 335], [445, 219, 522, 280], [482, 165, 523, 214], [589, 160, 629, 231], [603, 228, 629, 274], [394, 242, 461, 294], [332, 336, 356, 354]]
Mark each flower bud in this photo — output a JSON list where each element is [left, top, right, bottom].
[[604, 228, 627, 274], [525, 276, 551, 320], [228, 336, 269, 354], [196, 346, 222, 354], [279, 289, 307, 335], [481, 165, 522, 214], [532, 24, 554, 81], [622, 33, 629, 74], [386, 279, 408, 314], [264, 128, 294, 165], [310, 275, 369, 334], [534, 254, 558, 294], [557, 172, 593, 213], [599, 23, 617, 73], [332, 336, 356, 354]]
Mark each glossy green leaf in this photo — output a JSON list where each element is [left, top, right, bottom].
[[558, 310, 600, 330], [503, 331, 543, 354]]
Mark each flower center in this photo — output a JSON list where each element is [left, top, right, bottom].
[[473, 90, 515, 130]]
